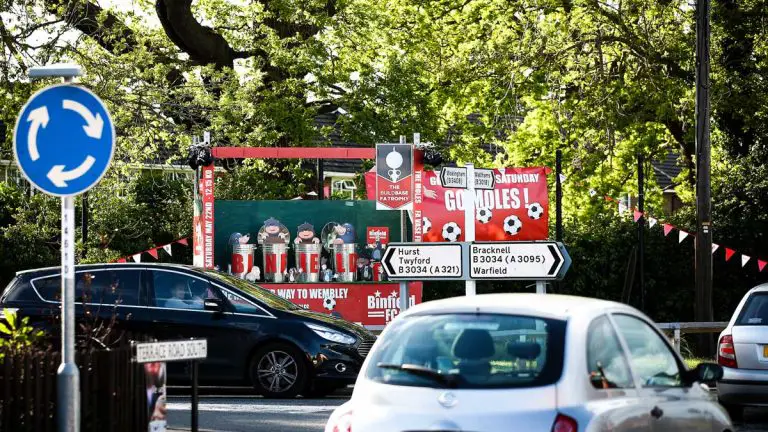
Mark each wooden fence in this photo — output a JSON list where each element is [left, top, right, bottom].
[[0, 344, 149, 432]]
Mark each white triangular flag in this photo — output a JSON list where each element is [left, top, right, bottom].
[[589, 189, 597, 197], [162, 244, 172, 256], [742, 255, 751, 267], [558, 174, 567, 183], [678, 231, 689, 243], [133, 253, 142, 263], [712, 243, 719, 254], [648, 217, 658, 228]]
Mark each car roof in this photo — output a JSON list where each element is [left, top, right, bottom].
[[401, 293, 637, 321], [747, 283, 768, 294], [15, 262, 205, 276]]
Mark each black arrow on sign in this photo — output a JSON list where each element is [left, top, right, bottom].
[[382, 247, 396, 275], [547, 245, 561, 276]]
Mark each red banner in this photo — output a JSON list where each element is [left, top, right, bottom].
[[200, 164, 214, 269], [366, 226, 390, 246], [368, 167, 550, 241], [262, 283, 423, 328]]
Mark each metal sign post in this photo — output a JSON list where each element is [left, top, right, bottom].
[[14, 64, 115, 432]]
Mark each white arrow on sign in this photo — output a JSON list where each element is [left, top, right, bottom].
[[62, 99, 104, 139], [382, 242, 464, 280], [47, 155, 96, 187], [469, 242, 569, 280], [26, 106, 49, 161]]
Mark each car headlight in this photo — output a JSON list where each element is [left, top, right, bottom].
[[306, 323, 356, 345]]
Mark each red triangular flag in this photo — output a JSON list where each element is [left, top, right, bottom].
[[725, 248, 735, 262], [148, 249, 159, 259], [633, 210, 643, 222], [117, 258, 126, 263], [177, 238, 189, 246], [663, 224, 674, 236], [759, 260, 767, 272]]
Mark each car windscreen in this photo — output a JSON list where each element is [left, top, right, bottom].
[[736, 292, 768, 325], [365, 313, 566, 389], [204, 271, 300, 311]]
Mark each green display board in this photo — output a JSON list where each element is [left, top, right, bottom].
[[214, 200, 410, 269]]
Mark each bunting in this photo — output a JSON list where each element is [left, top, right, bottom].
[[110, 237, 191, 263], [572, 177, 768, 274]]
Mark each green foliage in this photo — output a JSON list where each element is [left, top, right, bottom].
[[0, 309, 45, 354]]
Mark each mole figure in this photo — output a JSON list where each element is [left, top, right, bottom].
[[294, 222, 320, 244], [260, 218, 288, 244], [333, 223, 356, 244]]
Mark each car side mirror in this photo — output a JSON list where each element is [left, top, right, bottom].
[[203, 298, 224, 312], [689, 362, 723, 385]]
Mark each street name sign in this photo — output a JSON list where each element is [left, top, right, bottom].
[[439, 166, 496, 190], [382, 242, 464, 280], [470, 241, 571, 280], [135, 339, 208, 363], [13, 84, 115, 196]]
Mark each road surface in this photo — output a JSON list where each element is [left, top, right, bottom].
[[166, 389, 768, 432]]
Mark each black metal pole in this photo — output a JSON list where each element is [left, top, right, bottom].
[[191, 360, 199, 432], [637, 154, 645, 312], [695, 0, 713, 353], [555, 150, 563, 242], [318, 159, 325, 200], [81, 192, 88, 259]]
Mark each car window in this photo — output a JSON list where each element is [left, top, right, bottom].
[[204, 270, 300, 311], [612, 314, 682, 388], [586, 315, 634, 389], [33, 270, 140, 306], [220, 288, 266, 315], [736, 292, 768, 325], [152, 271, 218, 310], [365, 313, 566, 389]]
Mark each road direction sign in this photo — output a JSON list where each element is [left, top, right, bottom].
[[439, 166, 495, 190], [13, 84, 115, 196], [440, 166, 467, 188], [473, 168, 496, 189], [135, 339, 208, 363], [382, 242, 464, 280], [470, 241, 571, 280]]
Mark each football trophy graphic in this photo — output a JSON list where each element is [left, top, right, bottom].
[[503, 215, 523, 236], [442, 222, 462, 242]]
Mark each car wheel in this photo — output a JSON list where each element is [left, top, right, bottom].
[[250, 343, 307, 399], [720, 401, 743, 422]]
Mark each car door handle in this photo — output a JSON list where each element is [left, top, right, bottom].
[[650, 406, 664, 419]]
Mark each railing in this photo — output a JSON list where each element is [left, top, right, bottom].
[[0, 344, 149, 432], [657, 322, 729, 354]]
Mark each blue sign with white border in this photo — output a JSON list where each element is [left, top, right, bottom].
[[13, 84, 115, 196]]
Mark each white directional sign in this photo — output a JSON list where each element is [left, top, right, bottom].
[[470, 241, 571, 280], [13, 84, 115, 196], [135, 339, 208, 363], [382, 242, 464, 280], [473, 168, 496, 189], [439, 166, 467, 188], [439, 166, 495, 190]]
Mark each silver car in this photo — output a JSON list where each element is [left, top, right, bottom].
[[718, 283, 768, 420], [326, 293, 731, 432]]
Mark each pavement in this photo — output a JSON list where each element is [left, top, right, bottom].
[[164, 387, 768, 432]]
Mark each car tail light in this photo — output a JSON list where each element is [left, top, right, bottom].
[[718, 335, 738, 368], [330, 409, 352, 432], [551, 413, 578, 432]]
